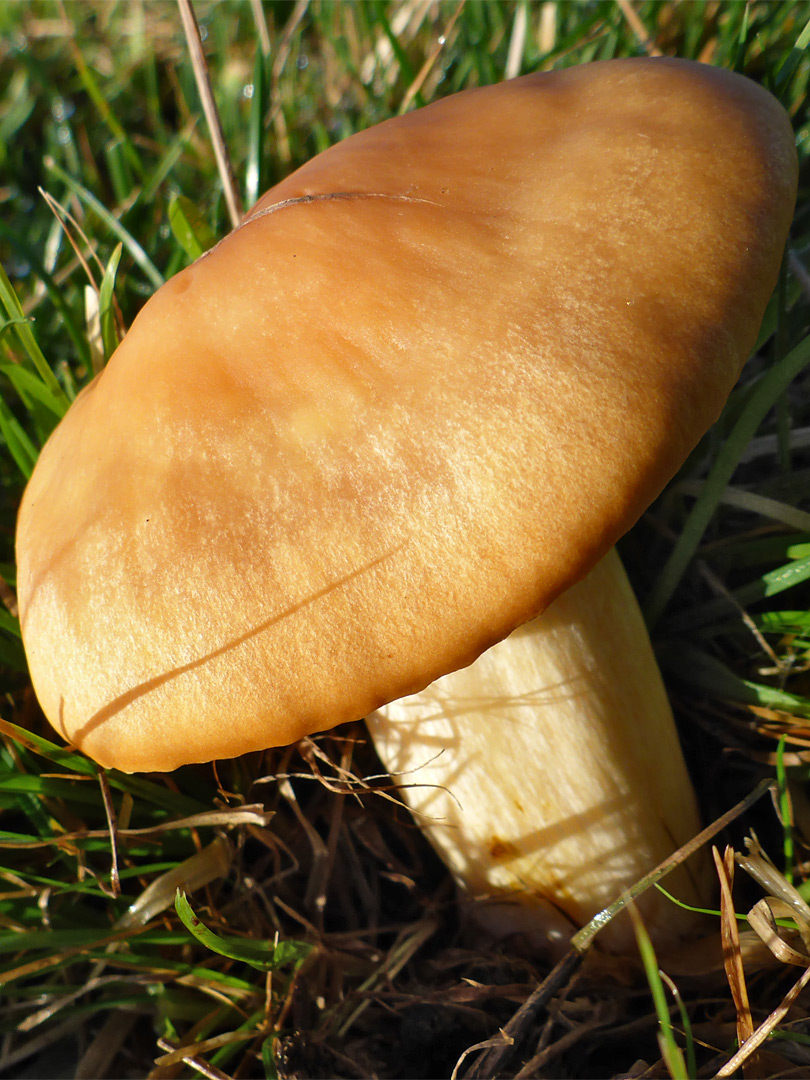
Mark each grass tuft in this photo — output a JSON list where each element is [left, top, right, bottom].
[[1, 2, 810, 1077]]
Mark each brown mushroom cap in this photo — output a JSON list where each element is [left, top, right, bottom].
[[17, 58, 797, 773]]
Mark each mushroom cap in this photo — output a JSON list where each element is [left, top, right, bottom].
[[17, 58, 796, 772]]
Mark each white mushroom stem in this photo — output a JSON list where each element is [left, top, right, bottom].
[[366, 547, 706, 954]]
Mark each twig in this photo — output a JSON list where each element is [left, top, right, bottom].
[[399, 0, 466, 114], [459, 950, 583, 1078], [463, 779, 777, 1078], [0, 804, 271, 848], [155, 1038, 234, 1080], [674, 478, 810, 534], [38, 186, 100, 292], [572, 777, 776, 953], [538, 2, 557, 55], [75, 1009, 139, 1080], [515, 1014, 611, 1078], [714, 847, 756, 1076], [452, 1031, 513, 1080], [615, 0, 663, 56], [271, 0, 309, 84], [249, 0, 271, 58], [268, 0, 310, 165], [0, 1017, 85, 1076], [693, 557, 780, 670], [155, 1031, 254, 1067], [98, 769, 121, 898], [715, 963, 810, 1077], [177, 0, 242, 229], [504, 1, 528, 79]]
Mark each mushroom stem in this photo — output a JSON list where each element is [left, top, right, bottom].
[[366, 547, 706, 954]]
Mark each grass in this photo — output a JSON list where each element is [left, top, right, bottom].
[[1, 1, 810, 1077]]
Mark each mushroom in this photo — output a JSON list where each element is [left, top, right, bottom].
[[368, 548, 704, 952], [16, 59, 796, 950]]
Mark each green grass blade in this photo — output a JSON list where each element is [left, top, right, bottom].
[[660, 643, 810, 717], [0, 717, 101, 777], [757, 554, 810, 598], [0, 718, 207, 814], [142, 122, 196, 204], [653, 882, 726, 921], [665, 550, 810, 634], [168, 194, 217, 261], [245, 46, 269, 209], [0, 614, 22, 673], [776, 735, 794, 884], [369, 0, 422, 105], [0, 71, 35, 151], [757, 610, 810, 633], [0, 774, 105, 806], [628, 904, 688, 1080], [104, 140, 135, 205], [0, 608, 20, 640], [0, 394, 38, 478], [99, 243, 123, 361], [262, 1035, 280, 1080], [659, 969, 697, 1080], [0, 631, 26, 672], [44, 158, 164, 290], [175, 890, 311, 972], [69, 37, 145, 180], [0, 263, 71, 410], [775, 16, 810, 91], [731, 1, 751, 73], [0, 927, 130, 957], [645, 333, 810, 626], [0, 222, 90, 368], [0, 362, 69, 421]]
